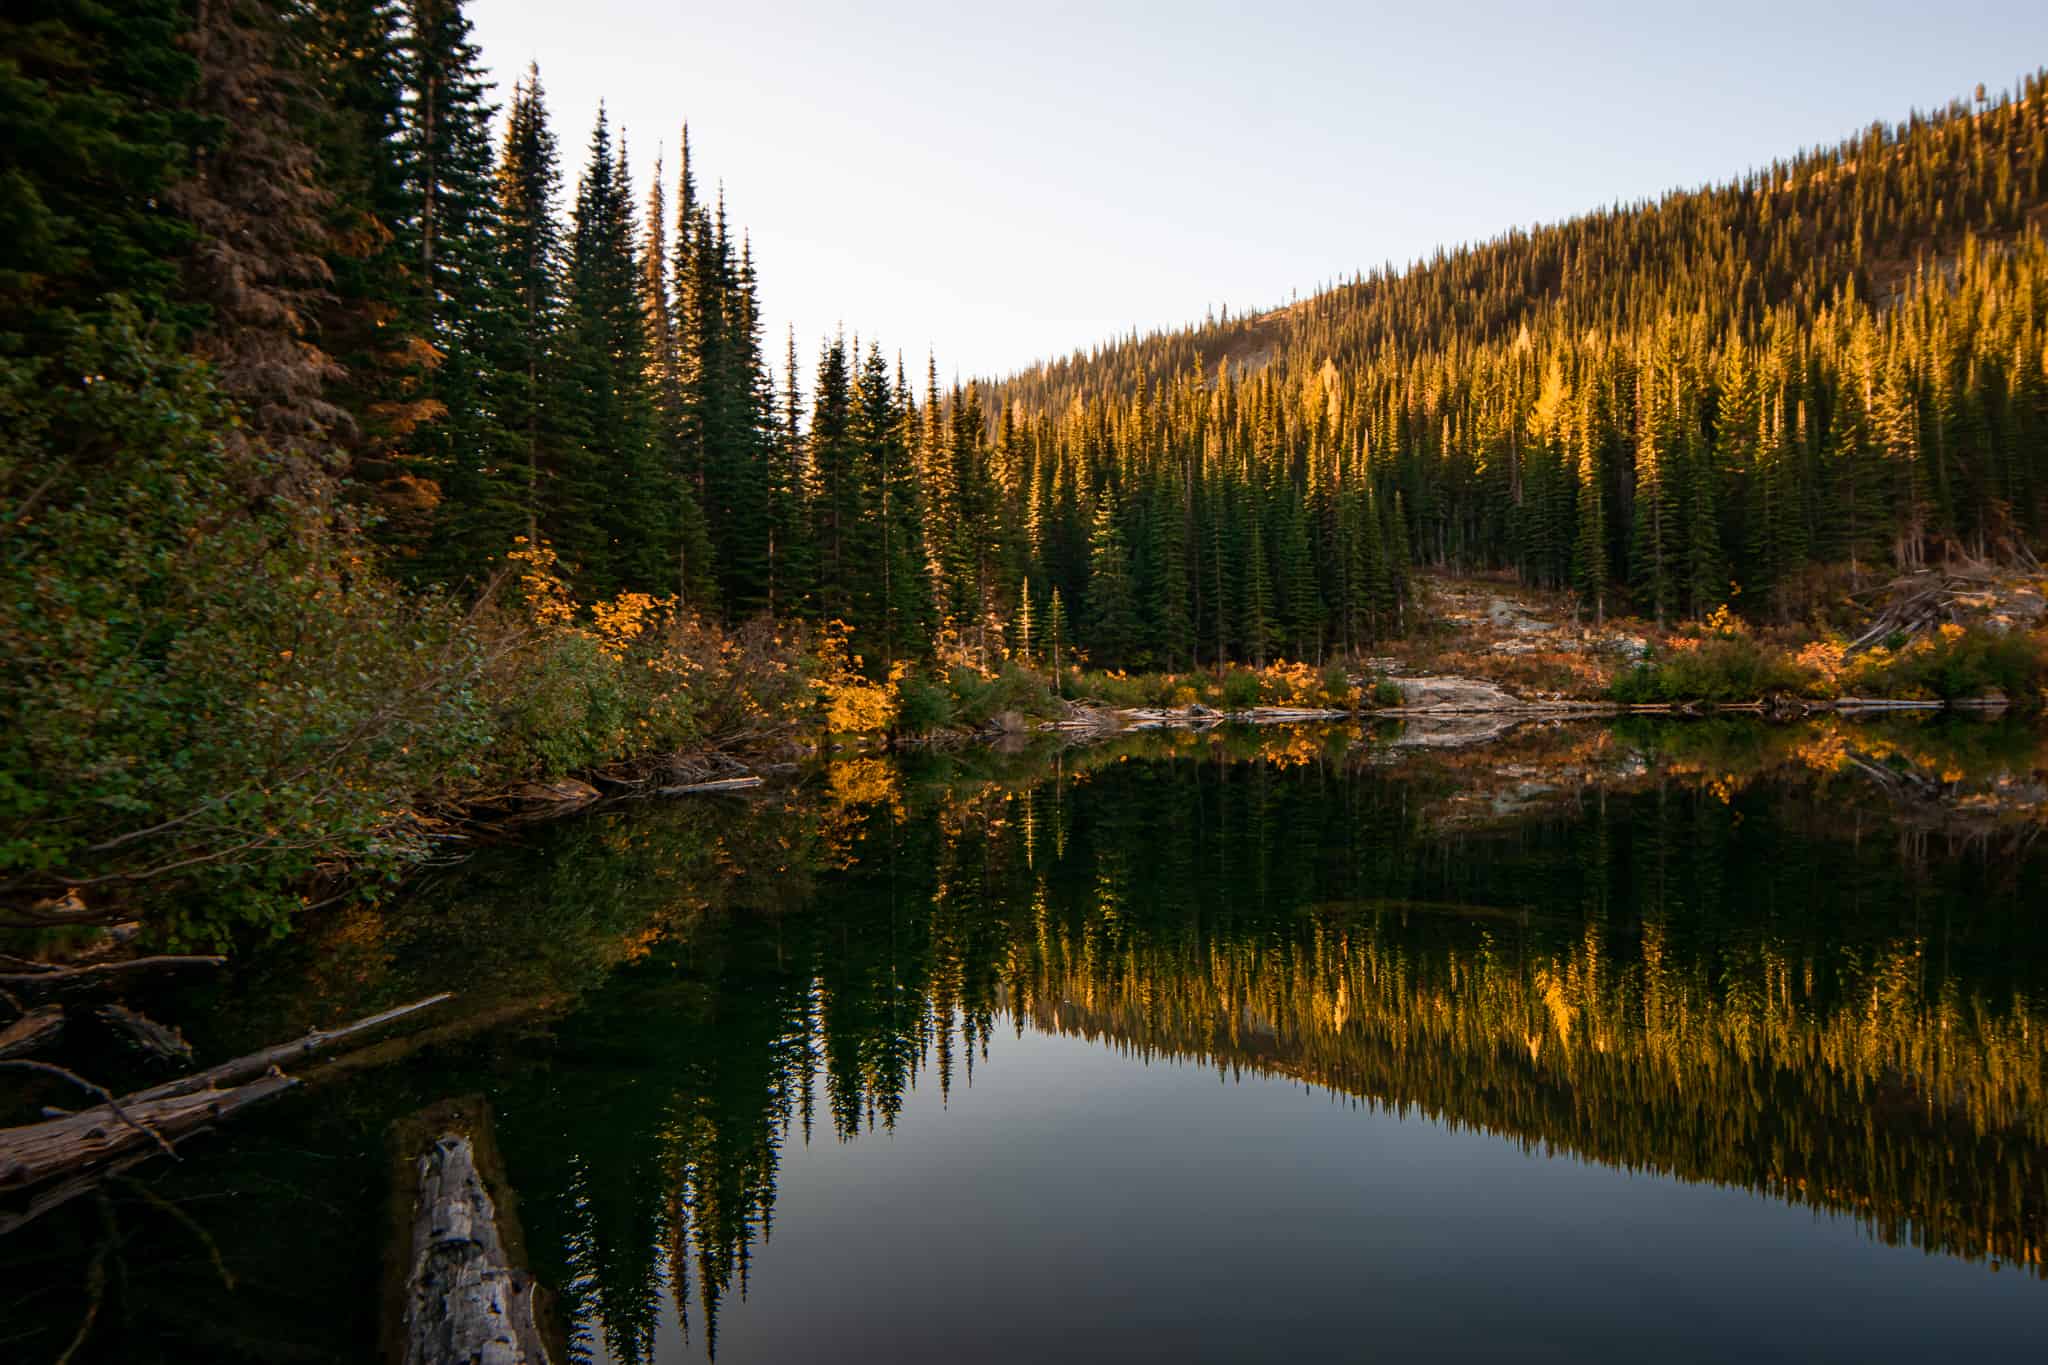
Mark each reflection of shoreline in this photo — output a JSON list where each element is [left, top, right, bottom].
[[991, 908, 2045, 1278], [906, 712, 2048, 836], [489, 718, 2048, 1362], [121, 717, 2048, 1365]]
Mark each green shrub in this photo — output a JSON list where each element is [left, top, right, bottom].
[[0, 312, 494, 946], [1846, 628, 2048, 702], [1372, 679, 1406, 708], [1221, 669, 1262, 709], [1321, 662, 1355, 707], [488, 629, 640, 777], [1608, 635, 1810, 704], [894, 676, 956, 735], [946, 664, 1058, 726], [1069, 669, 1150, 707]]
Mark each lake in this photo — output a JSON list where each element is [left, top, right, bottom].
[[8, 716, 2047, 1362]]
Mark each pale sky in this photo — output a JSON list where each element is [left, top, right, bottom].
[[468, 0, 2048, 381]]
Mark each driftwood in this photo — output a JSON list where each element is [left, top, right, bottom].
[[1844, 568, 2005, 655], [122, 991, 454, 1108], [0, 1005, 64, 1060], [391, 1100, 553, 1365], [0, 1070, 297, 1193], [1845, 748, 1946, 802], [0, 993, 454, 1210], [97, 1004, 194, 1065], [0, 954, 225, 992], [657, 775, 764, 796]]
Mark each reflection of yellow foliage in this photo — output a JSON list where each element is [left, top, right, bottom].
[[1265, 731, 1330, 769], [1538, 968, 1575, 1045], [828, 757, 902, 810], [1792, 727, 1850, 773]]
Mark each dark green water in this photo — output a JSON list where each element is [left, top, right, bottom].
[[6, 717, 2048, 1362]]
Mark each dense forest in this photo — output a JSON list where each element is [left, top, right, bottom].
[[995, 76, 2048, 657], [5, 0, 2047, 932], [13, 6, 2045, 671]]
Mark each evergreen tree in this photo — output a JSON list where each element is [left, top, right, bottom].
[[0, 0, 201, 356], [855, 345, 931, 665], [1084, 496, 1139, 664], [808, 333, 860, 624], [492, 64, 566, 547], [555, 107, 670, 593], [306, 0, 415, 489], [1573, 387, 1608, 622], [385, 0, 509, 579]]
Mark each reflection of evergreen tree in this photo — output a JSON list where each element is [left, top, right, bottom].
[[475, 726, 2048, 1360]]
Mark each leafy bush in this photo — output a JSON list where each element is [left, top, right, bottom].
[[1608, 634, 1812, 703], [1221, 669, 1262, 709], [0, 313, 493, 945], [1843, 625, 2048, 703], [945, 664, 1058, 727], [1320, 662, 1357, 707], [1067, 669, 1151, 707], [894, 676, 956, 735], [0, 310, 826, 946]]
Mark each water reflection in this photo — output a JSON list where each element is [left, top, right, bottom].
[[479, 717, 2047, 1360], [11, 716, 2046, 1363]]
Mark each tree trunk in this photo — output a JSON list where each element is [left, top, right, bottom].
[[390, 1099, 555, 1365]]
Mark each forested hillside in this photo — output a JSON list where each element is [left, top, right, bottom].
[[994, 75, 2048, 660]]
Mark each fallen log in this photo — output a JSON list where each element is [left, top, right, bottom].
[[97, 1003, 194, 1065], [0, 993, 454, 1205], [0, 1070, 296, 1193], [657, 775, 765, 796], [124, 991, 454, 1107], [0, 1005, 64, 1060], [0, 954, 225, 992], [389, 1100, 554, 1365]]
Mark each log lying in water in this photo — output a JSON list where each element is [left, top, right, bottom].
[[0, 1069, 298, 1192], [0, 1005, 64, 1061], [0, 954, 225, 993], [658, 775, 764, 796], [97, 1003, 194, 1065], [391, 1100, 553, 1365], [129, 991, 455, 1106], [0, 992, 454, 1202]]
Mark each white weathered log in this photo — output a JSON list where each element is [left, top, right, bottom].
[[657, 776, 764, 796], [404, 1134, 550, 1365]]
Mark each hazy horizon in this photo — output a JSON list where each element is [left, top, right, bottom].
[[468, 2, 2048, 380]]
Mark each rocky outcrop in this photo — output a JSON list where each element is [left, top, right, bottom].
[[1382, 675, 1615, 715]]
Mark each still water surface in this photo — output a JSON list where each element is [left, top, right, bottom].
[[9, 718, 2048, 1361]]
